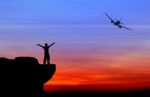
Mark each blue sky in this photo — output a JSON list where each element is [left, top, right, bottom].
[[0, 0, 150, 25], [0, 0, 150, 59]]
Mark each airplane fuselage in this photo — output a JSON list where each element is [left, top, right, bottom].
[[112, 21, 121, 28], [114, 21, 120, 25]]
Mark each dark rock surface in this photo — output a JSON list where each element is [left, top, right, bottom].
[[0, 57, 56, 97]]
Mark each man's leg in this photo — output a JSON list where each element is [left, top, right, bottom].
[[47, 56, 50, 64], [43, 57, 46, 64]]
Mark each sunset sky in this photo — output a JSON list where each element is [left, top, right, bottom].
[[0, 0, 150, 92]]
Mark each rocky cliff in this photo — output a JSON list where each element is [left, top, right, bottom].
[[0, 57, 56, 97]]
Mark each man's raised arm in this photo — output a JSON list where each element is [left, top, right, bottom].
[[48, 42, 55, 47], [37, 44, 44, 48]]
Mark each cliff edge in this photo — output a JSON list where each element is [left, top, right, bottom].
[[0, 57, 56, 97]]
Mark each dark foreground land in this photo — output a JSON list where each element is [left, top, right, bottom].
[[0, 57, 56, 97], [45, 89, 150, 97], [0, 57, 149, 97]]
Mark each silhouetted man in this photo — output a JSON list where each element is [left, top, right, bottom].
[[37, 42, 55, 64]]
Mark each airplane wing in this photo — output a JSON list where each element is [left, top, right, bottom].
[[121, 25, 132, 31], [105, 13, 114, 23]]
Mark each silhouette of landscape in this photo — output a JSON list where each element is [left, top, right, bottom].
[[0, 57, 56, 97], [0, 56, 149, 97], [46, 88, 150, 97]]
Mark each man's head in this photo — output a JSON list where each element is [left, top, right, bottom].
[[45, 43, 48, 46]]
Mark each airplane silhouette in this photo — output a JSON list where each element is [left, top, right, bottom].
[[105, 13, 132, 31]]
